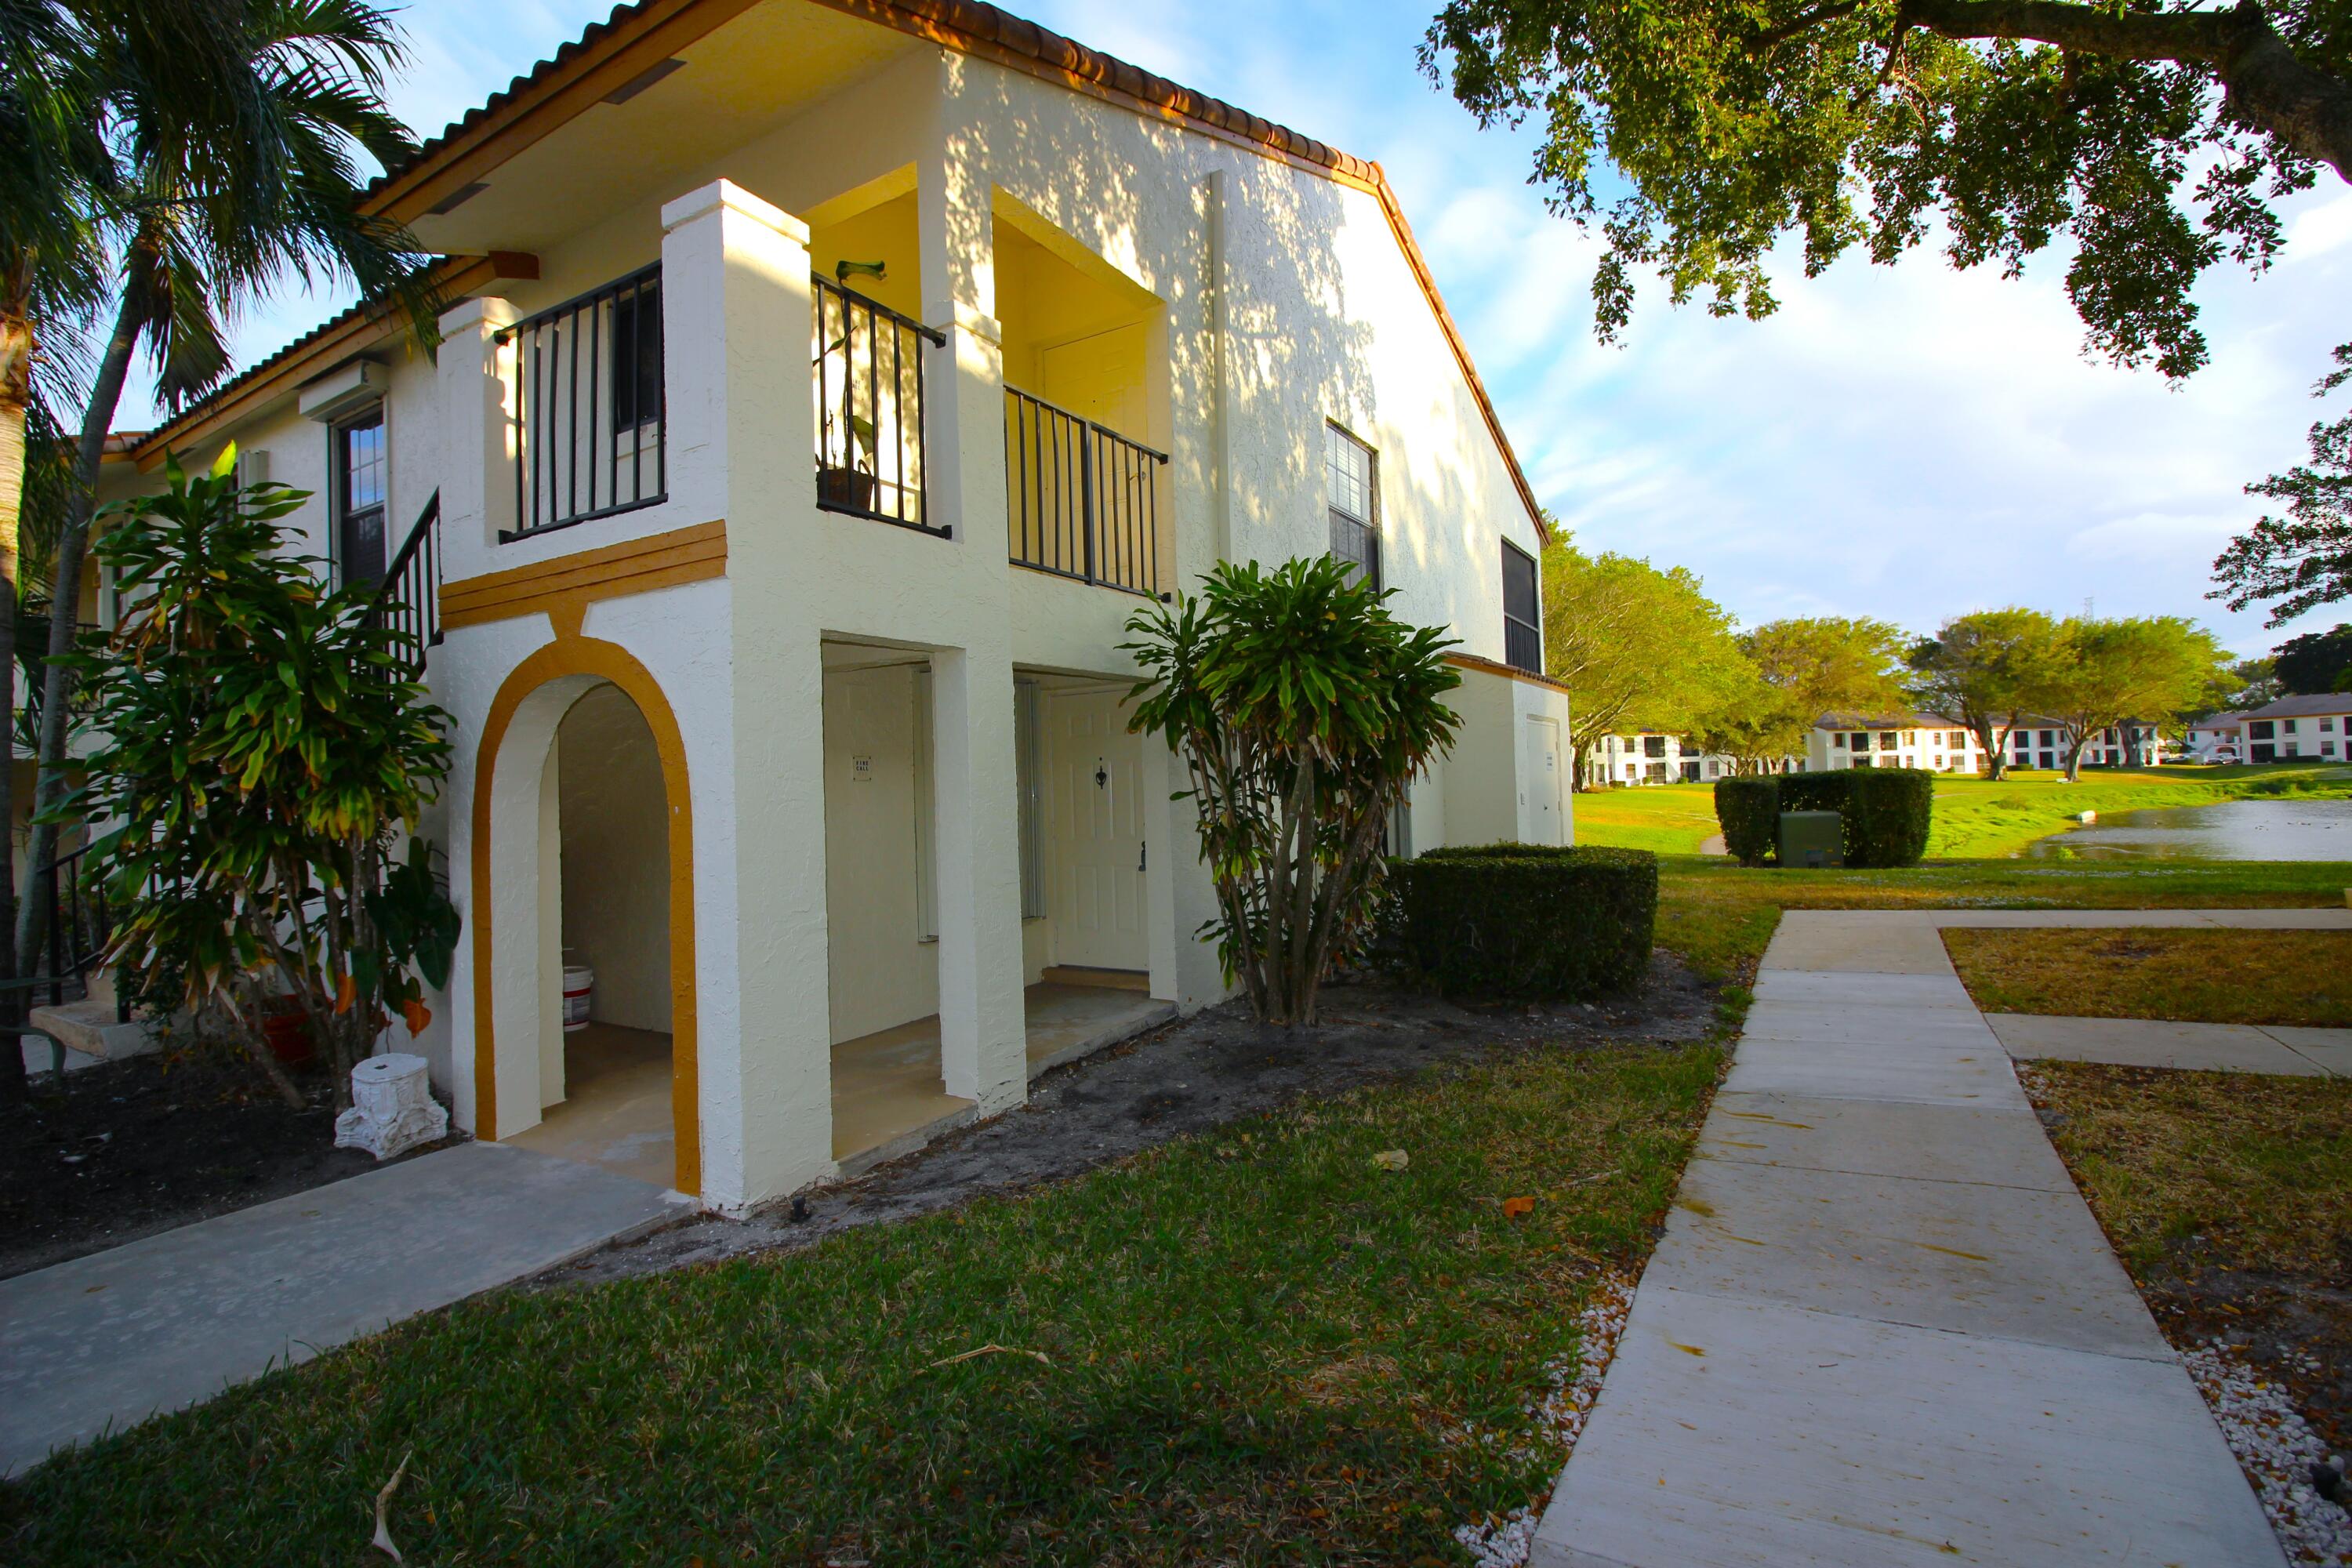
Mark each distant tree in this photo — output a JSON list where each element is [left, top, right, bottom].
[[1701, 616, 1911, 769], [1907, 609, 2070, 780], [2215, 345, 2352, 626], [2043, 616, 2234, 780], [2271, 622, 2352, 693], [2226, 655, 2284, 706], [1541, 541, 1751, 786]]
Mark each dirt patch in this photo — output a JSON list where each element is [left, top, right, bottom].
[[2147, 1265, 2352, 1459], [0, 1051, 453, 1280], [539, 953, 1720, 1290]]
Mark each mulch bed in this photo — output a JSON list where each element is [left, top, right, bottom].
[[547, 952, 1722, 1290], [0, 1050, 452, 1281]]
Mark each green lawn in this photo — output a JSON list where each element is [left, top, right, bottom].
[[1652, 855, 2352, 986], [1573, 765, 2352, 861], [1945, 927, 2352, 1027], [0, 1044, 1722, 1566]]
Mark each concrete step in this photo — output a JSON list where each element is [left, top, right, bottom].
[[25, 1000, 157, 1075]]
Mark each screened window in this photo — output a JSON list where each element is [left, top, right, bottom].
[[1326, 424, 1380, 590], [1501, 540, 1541, 673], [336, 408, 388, 587]]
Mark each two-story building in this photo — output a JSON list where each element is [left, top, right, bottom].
[[2234, 695, 2352, 764], [1802, 714, 1986, 773], [94, 0, 1572, 1210]]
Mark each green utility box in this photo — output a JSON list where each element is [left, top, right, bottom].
[[1778, 810, 1844, 869]]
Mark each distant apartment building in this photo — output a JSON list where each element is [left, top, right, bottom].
[[1802, 714, 1986, 773], [1996, 720, 2160, 771], [2180, 713, 2245, 764], [1588, 731, 1750, 786], [2227, 695, 2351, 764]]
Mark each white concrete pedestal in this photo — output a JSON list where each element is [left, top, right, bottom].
[[333, 1053, 448, 1160]]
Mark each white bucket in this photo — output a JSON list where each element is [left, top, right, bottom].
[[561, 964, 593, 1033]]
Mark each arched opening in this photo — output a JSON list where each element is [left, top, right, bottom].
[[511, 681, 677, 1188], [472, 640, 699, 1195]]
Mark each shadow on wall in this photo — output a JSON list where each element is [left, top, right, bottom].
[[557, 682, 672, 1033], [939, 57, 1402, 573]]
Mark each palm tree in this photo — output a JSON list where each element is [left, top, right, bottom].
[[1, 0, 115, 1105], [0, 0, 434, 1104]]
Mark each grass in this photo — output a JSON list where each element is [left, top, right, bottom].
[[1572, 765, 2352, 862], [0, 1043, 1722, 1566], [1651, 855, 2352, 987], [1946, 927, 2352, 1027], [2023, 1062, 2352, 1281]]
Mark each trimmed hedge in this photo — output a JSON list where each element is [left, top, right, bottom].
[[1777, 768, 1935, 868], [1387, 844, 1657, 1001], [1713, 778, 1778, 866]]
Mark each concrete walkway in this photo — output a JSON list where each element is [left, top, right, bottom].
[[1532, 909, 2286, 1567], [0, 1141, 681, 1478], [1991, 1014, 2352, 1076]]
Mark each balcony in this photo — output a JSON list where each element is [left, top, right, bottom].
[[811, 274, 944, 535], [497, 263, 666, 540], [1004, 387, 1166, 597]]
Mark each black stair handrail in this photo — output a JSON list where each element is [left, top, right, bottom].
[[368, 489, 441, 677]]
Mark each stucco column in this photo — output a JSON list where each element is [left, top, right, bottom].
[[662, 178, 832, 1207], [913, 151, 1026, 1111], [434, 295, 517, 575]]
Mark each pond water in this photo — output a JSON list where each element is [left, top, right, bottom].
[[2024, 797, 2352, 861]]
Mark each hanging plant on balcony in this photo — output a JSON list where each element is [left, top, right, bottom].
[[56, 448, 460, 1109], [1121, 556, 1463, 1025]]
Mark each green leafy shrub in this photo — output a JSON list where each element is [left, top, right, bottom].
[[1776, 770, 1934, 868], [1388, 844, 1657, 1000], [1712, 778, 1778, 866], [1123, 557, 1462, 1025]]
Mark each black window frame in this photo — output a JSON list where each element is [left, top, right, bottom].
[[1501, 538, 1541, 674], [332, 404, 390, 589], [1325, 421, 1381, 591]]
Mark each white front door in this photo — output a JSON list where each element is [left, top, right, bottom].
[[1526, 715, 1564, 844], [1046, 688, 1148, 971]]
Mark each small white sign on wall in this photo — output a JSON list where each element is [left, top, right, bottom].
[[852, 755, 873, 782]]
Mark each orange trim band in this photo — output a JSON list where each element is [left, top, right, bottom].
[[442, 521, 728, 630], [470, 637, 702, 1196]]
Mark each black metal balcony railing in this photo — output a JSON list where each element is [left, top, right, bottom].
[[1004, 387, 1167, 597], [368, 490, 442, 677], [813, 275, 946, 535], [499, 263, 666, 540]]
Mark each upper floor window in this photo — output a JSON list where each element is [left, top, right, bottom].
[[1948, 731, 1967, 747], [336, 408, 388, 587], [2250, 720, 2276, 739], [1878, 731, 1896, 750], [1326, 423, 1380, 590], [1501, 540, 1541, 674]]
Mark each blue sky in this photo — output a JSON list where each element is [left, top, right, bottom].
[[118, 0, 2352, 658]]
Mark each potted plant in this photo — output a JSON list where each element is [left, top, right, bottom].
[[817, 411, 878, 512]]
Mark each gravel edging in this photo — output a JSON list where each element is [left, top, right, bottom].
[[2185, 1338, 2352, 1564]]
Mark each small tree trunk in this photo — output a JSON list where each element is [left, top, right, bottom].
[[0, 321, 28, 1109], [17, 289, 143, 987]]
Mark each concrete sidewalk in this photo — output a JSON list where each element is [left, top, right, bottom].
[[1991, 1013, 2352, 1076], [0, 1140, 682, 1478], [1531, 910, 2285, 1567]]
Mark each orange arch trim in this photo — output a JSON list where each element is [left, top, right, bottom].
[[470, 636, 701, 1196]]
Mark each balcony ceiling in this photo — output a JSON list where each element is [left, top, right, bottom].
[[412, 2, 918, 256]]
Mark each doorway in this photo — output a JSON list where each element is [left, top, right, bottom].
[[1526, 715, 1564, 844], [510, 681, 678, 1189]]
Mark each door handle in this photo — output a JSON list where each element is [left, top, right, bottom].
[[1138, 840, 1147, 873]]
